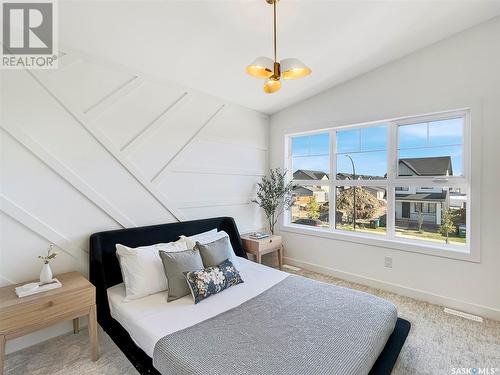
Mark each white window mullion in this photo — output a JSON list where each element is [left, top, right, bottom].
[[386, 123, 398, 239], [329, 130, 337, 230]]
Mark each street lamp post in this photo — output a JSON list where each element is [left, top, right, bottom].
[[345, 154, 356, 230]]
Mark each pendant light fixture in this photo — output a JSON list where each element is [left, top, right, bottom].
[[246, 0, 311, 94]]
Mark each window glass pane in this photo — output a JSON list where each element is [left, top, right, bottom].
[[336, 129, 359, 153], [336, 124, 387, 180], [291, 185, 329, 228], [335, 186, 387, 235], [395, 186, 466, 246], [291, 133, 329, 176], [398, 116, 464, 177], [336, 151, 387, 180], [428, 118, 463, 147]]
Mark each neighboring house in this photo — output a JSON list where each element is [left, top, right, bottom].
[[293, 185, 328, 204], [395, 157, 452, 225], [293, 169, 329, 180], [292, 169, 330, 203], [364, 186, 386, 201], [398, 156, 453, 177]]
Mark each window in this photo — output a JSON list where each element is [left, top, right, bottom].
[[285, 110, 472, 257]]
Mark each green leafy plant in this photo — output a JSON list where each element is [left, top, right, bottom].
[[439, 209, 456, 244], [306, 196, 320, 220], [38, 244, 58, 264], [252, 168, 293, 234]]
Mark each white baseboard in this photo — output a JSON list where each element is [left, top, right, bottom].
[[284, 256, 500, 321]]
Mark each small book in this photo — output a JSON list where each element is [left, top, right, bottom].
[[248, 232, 270, 239], [15, 278, 62, 298]]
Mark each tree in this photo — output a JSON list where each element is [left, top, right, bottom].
[[416, 209, 424, 233], [336, 187, 382, 220], [252, 168, 293, 234], [306, 196, 320, 220], [439, 209, 456, 244]]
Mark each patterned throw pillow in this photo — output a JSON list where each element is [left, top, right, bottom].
[[184, 259, 244, 304]]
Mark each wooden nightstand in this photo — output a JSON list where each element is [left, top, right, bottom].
[[0, 272, 98, 374], [241, 234, 283, 269]]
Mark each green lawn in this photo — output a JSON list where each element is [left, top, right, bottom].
[[336, 224, 466, 244], [336, 224, 386, 235], [395, 228, 466, 244]]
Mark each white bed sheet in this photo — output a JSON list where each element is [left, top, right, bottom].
[[107, 257, 289, 357]]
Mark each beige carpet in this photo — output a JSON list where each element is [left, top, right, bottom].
[[5, 259, 500, 375]]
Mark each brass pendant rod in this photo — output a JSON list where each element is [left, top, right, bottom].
[[273, 0, 277, 63]]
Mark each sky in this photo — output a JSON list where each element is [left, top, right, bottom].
[[291, 117, 463, 178]]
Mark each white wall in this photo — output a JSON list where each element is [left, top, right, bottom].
[[270, 17, 500, 319], [0, 49, 269, 353]]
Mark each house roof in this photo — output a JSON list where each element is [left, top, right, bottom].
[[395, 192, 447, 201], [399, 156, 453, 176], [336, 173, 386, 180], [293, 170, 329, 180]]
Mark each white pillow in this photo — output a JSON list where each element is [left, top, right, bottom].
[[116, 239, 188, 301], [180, 229, 228, 249]]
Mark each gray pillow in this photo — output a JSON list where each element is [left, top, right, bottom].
[[158, 249, 204, 302], [194, 236, 236, 267]]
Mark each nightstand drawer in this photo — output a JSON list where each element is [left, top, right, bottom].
[[0, 287, 94, 334], [258, 237, 282, 252], [242, 236, 282, 254]]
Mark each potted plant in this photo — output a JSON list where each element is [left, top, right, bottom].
[[38, 244, 58, 284], [252, 168, 293, 234]]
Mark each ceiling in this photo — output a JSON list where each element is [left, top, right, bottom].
[[58, 1, 500, 115]]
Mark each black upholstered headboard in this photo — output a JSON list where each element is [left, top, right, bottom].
[[89, 216, 247, 325]]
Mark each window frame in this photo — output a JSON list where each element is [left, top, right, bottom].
[[283, 108, 477, 262]]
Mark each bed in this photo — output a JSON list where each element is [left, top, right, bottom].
[[90, 217, 410, 375]]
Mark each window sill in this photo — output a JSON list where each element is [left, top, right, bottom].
[[280, 224, 479, 263]]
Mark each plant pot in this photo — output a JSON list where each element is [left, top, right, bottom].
[[40, 263, 53, 284]]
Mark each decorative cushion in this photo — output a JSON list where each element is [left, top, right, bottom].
[[181, 229, 228, 249], [116, 239, 188, 301], [194, 236, 237, 267], [184, 259, 244, 304], [159, 249, 204, 302]]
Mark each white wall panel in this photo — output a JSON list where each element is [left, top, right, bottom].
[[1, 70, 175, 227], [40, 59, 135, 114], [157, 173, 260, 206], [1, 132, 120, 252], [127, 92, 222, 181], [91, 81, 186, 150], [169, 139, 267, 176], [0, 213, 80, 284], [179, 204, 264, 234], [199, 104, 269, 150]]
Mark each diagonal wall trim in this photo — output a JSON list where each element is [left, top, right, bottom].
[[167, 166, 265, 177], [151, 104, 226, 183], [85, 76, 144, 120], [0, 195, 88, 268], [0, 125, 136, 228], [83, 75, 140, 114], [120, 91, 188, 153], [26, 69, 185, 222]]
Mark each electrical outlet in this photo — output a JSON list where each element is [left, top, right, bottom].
[[384, 256, 393, 268]]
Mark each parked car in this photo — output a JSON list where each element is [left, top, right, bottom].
[[293, 218, 322, 227]]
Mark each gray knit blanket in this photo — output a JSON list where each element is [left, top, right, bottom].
[[153, 275, 397, 375]]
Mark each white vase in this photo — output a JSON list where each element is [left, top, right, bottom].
[[40, 263, 53, 284]]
